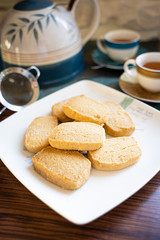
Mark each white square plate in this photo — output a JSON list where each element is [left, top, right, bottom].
[[0, 80, 160, 225]]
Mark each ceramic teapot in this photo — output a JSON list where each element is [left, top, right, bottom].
[[0, 0, 100, 87]]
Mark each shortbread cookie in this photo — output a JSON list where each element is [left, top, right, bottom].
[[88, 137, 142, 171], [52, 99, 72, 122], [49, 122, 105, 151], [63, 95, 110, 124], [25, 116, 58, 153], [104, 101, 135, 136], [32, 146, 91, 190]]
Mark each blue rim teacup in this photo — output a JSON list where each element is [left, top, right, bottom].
[[97, 29, 140, 63]]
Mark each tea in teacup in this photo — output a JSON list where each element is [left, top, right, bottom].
[[111, 38, 136, 43], [142, 61, 160, 71]]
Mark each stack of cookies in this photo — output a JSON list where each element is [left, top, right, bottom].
[[24, 95, 142, 190]]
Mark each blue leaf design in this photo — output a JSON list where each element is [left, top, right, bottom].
[[11, 34, 16, 44], [28, 22, 35, 32], [51, 14, 57, 25], [37, 20, 43, 33], [33, 28, 38, 43], [46, 16, 50, 27], [6, 29, 16, 35], [19, 18, 30, 23], [33, 14, 44, 17], [19, 29, 23, 42], [10, 23, 18, 27]]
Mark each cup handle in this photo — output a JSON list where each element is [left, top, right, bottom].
[[96, 37, 108, 54], [124, 59, 137, 80]]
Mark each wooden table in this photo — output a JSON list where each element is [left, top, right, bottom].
[[0, 41, 160, 239]]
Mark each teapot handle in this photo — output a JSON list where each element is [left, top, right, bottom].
[[69, 0, 100, 45], [68, 0, 76, 11]]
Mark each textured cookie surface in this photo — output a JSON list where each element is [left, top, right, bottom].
[[52, 99, 72, 122], [25, 116, 58, 153], [63, 95, 110, 124], [104, 101, 135, 136], [32, 146, 91, 190], [88, 137, 142, 170], [49, 122, 105, 151]]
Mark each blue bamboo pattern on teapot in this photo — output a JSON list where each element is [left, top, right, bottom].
[[6, 12, 57, 45]]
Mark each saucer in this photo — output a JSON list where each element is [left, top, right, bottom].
[[119, 70, 160, 103], [91, 48, 123, 70], [91, 46, 146, 70]]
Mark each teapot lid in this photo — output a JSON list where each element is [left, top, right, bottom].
[[14, 0, 54, 11]]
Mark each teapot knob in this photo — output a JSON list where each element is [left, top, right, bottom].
[[14, 0, 54, 11], [68, 0, 100, 45]]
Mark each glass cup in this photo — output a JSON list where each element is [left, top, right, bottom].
[[0, 66, 40, 114]]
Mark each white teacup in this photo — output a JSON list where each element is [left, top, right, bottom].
[[97, 29, 140, 63], [124, 52, 160, 93]]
